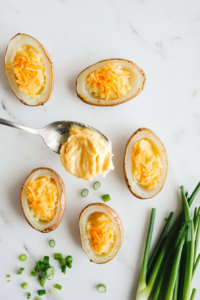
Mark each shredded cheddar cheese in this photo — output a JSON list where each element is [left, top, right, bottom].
[[131, 139, 162, 190], [26, 176, 58, 222], [8, 44, 45, 99], [85, 64, 131, 100], [86, 212, 115, 254]]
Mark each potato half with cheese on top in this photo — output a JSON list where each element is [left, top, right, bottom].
[[79, 203, 123, 264], [20, 168, 65, 233], [124, 128, 168, 199], [76, 59, 146, 106], [5, 33, 54, 106]]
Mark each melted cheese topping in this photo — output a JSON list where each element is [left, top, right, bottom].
[[60, 126, 114, 181], [26, 176, 58, 222], [9, 44, 45, 99], [86, 212, 115, 255], [85, 63, 131, 100], [131, 139, 162, 190]]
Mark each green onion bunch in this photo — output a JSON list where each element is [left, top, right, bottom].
[[136, 182, 200, 300]]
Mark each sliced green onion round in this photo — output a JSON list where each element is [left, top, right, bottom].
[[7, 280, 10, 282], [38, 290, 46, 296], [17, 268, 25, 275], [55, 284, 62, 290], [22, 282, 29, 289], [40, 277, 46, 287], [30, 271, 37, 277], [46, 273, 54, 281], [50, 289, 58, 295], [54, 253, 62, 260], [27, 292, 31, 299], [61, 265, 66, 274], [44, 266, 55, 277], [6, 275, 10, 278], [102, 194, 111, 202], [19, 254, 27, 261], [49, 239, 56, 248], [93, 181, 101, 190], [35, 297, 42, 300], [97, 284, 106, 293], [43, 256, 49, 265], [81, 189, 89, 197], [66, 255, 73, 263]]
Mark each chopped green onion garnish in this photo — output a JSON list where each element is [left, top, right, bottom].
[[66, 255, 73, 263], [21, 282, 29, 289], [93, 181, 101, 190], [40, 277, 46, 287], [30, 271, 37, 277], [43, 256, 49, 265], [81, 189, 89, 197], [97, 284, 106, 293], [35, 297, 42, 300], [45, 273, 54, 280], [66, 261, 72, 269], [40, 262, 46, 272], [7, 280, 10, 282], [50, 289, 58, 295], [27, 292, 31, 299], [49, 239, 56, 248], [35, 261, 42, 273], [6, 275, 10, 277], [44, 266, 55, 278], [54, 253, 62, 260], [61, 265, 66, 274], [38, 290, 46, 296], [55, 284, 62, 290], [17, 268, 25, 275], [102, 194, 111, 202], [19, 254, 27, 261], [60, 258, 66, 266]]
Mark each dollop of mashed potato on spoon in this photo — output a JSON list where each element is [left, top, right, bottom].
[[60, 126, 114, 181]]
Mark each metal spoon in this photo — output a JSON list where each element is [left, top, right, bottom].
[[0, 118, 110, 154]]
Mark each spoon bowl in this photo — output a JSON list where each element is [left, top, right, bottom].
[[0, 118, 110, 154]]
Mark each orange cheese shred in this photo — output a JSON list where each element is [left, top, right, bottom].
[[7, 44, 45, 99], [86, 212, 115, 254], [26, 176, 58, 222], [131, 139, 162, 190], [85, 64, 131, 100]]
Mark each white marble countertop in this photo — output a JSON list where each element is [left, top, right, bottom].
[[1, 0, 200, 299]]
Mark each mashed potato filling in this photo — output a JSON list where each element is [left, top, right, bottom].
[[86, 63, 131, 100], [60, 126, 114, 181], [86, 212, 115, 254], [26, 176, 58, 222], [131, 139, 162, 190], [10, 44, 45, 99]]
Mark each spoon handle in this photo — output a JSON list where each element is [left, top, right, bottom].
[[0, 118, 40, 135]]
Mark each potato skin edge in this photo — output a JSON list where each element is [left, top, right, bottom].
[[20, 167, 66, 233]]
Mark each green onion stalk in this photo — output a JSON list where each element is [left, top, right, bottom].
[[136, 182, 200, 300]]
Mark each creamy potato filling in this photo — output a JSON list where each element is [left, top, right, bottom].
[[85, 63, 131, 100], [26, 176, 58, 222], [10, 44, 45, 99], [131, 139, 162, 190], [60, 125, 114, 181], [86, 212, 115, 255]]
